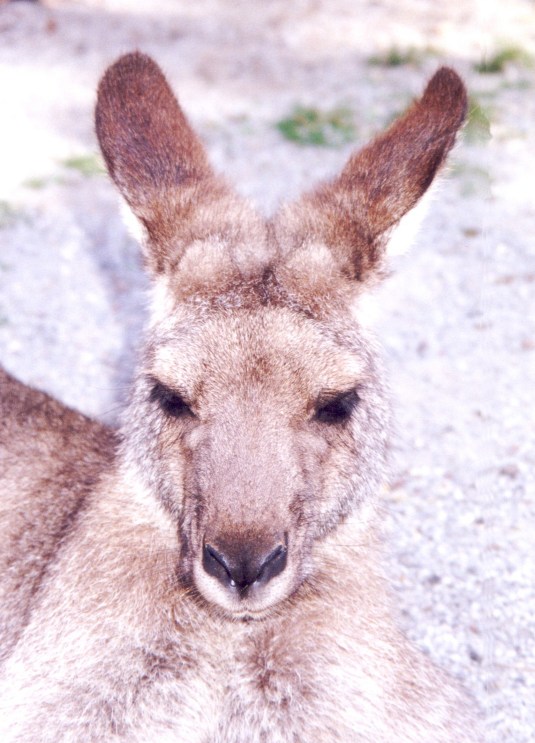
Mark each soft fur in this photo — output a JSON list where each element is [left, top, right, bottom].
[[0, 54, 482, 742]]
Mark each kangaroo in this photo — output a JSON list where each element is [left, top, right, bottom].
[[0, 53, 482, 742]]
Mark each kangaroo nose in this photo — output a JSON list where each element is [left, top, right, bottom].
[[202, 539, 287, 593]]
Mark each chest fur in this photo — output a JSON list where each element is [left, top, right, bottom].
[[137, 613, 382, 743]]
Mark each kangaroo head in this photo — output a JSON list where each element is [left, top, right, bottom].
[[96, 53, 466, 618]]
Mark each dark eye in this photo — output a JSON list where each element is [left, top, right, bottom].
[[314, 389, 360, 425], [149, 381, 194, 419]]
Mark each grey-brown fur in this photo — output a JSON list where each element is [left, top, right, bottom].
[[0, 54, 482, 741]]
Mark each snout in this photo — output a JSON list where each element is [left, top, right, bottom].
[[202, 538, 287, 594], [193, 532, 293, 615]]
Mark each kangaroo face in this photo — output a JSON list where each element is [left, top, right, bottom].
[[96, 53, 466, 618], [128, 303, 387, 615]]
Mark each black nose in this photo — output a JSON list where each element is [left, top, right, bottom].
[[202, 539, 287, 593]]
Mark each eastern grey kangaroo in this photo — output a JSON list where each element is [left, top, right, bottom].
[[0, 53, 483, 742]]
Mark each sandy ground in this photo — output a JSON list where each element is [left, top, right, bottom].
[[1, 1, 534, 740]]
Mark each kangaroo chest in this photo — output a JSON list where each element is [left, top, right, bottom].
[[140, 615, 367, 743]]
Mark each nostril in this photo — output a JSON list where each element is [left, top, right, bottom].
[[257, 544, 287, 585], [202, 539, 288, 593], [203, 543, 234, 586]]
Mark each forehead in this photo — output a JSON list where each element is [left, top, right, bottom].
[[148, 307, 367, 395]]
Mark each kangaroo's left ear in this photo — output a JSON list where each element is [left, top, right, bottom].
[[96, 53, 242, 276], [96, 54, 213, 218], [273, 67, 467, 291]]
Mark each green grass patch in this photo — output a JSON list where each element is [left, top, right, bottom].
[[23, 177, 49, 190], [450, 162, 491, 197], [24, 155, 105, 190], [474, 45, 533, 74], [464, 97, 492, 143], [276, 106, 356, 147], [60, 154, 105, 176], [0, 200, 19, 228], [501, 78, 532, 92], [24, 175, 69, 190], [368, 46, 424, 68]]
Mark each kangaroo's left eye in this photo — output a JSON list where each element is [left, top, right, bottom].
[[149, 380, 194, 419], [314, 389, 360, 425]]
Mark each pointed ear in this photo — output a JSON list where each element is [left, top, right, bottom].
[[275, 67, 467, 285], [95, 53, 227, 273]]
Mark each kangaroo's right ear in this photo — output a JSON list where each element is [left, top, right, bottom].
[[273, 67, 467, 301], [95, 53, 224, 273]]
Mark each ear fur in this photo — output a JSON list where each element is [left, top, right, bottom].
[[274, 67, 467, 285], [96, 52, 236, 275], [96, 52, 211, 198], [96, 58, 465, 306]]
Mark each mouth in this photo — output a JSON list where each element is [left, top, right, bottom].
[[188, 579, 287, 620], [226, 606, 278, 622]]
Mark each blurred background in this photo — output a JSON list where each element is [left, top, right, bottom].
[[0, 1, 534, 741]]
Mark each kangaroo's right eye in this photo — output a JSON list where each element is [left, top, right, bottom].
[[149, 381, 194, 419], [314, 388, 360, 425]]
